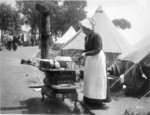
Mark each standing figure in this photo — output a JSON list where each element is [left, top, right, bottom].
[[6, 33, 13, 51], [21, 33, 24, 44], [12, 35, 18, 51], [80, 18, 111, 108], [31, 36, 34, 46]]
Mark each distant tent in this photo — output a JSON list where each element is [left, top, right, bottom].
[[55, 26, 76, 44], [53, 26, 76, 50], [119, 34, 150, 64], [109, 35, 150, 96], [62, 6, 131, 66]]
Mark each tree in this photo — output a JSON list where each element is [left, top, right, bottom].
[[57, 0, 87, 34], [0, 2, 21, 41], [11, 9, 21, 34], [112, 18, 131, 30], [16, 0, 87, 37], [16, 1, 40, 36]]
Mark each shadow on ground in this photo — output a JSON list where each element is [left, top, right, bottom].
[[0, 106, 27, 111], [0, 97, 109, 114], [18, 97, 90, 114]]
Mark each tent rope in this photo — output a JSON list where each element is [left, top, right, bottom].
[[109, 63, 137, 89], [109, 78, 120, 89], [69, 49, 77, 57], [121, 90, 150, 112], [131, 90, 150, 108]]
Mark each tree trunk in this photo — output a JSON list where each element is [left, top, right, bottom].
[[1, 30, 4, 45], [0, 30, 2, 43]]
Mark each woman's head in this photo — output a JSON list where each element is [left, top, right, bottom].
[[81, 26, 92, 35], [79, 17, 95, 35]]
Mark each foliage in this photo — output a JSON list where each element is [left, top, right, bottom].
[[60, 0, 87, 33], [16, 1, 40, 35], [112, 18, 131, 30], [16, 0, 87, 37], [0, 2, 21, 34]]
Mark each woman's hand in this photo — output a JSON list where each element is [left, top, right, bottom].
[[77, 53, 86, 65]]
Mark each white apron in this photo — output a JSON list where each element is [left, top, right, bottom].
[[84, 50, 107, 99]]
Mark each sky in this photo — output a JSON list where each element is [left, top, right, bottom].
[[0, 0, 150, 45], [86, 0, 150, 45]]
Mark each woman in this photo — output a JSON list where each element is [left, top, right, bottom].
[[80, 18, 111, 108]]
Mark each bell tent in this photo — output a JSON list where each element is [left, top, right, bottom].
[[62, 6, 131, 66], [53, 26, 76, 50]]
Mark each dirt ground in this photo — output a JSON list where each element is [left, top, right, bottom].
[[0, 46, 149, 115]]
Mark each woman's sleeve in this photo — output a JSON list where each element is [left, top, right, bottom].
[[83, 36, 88, 53], [85, 34, 102, 56]]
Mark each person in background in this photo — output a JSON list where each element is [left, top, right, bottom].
[[12, 34, 18, 51], [17, 34, 21, 45], [79, 17, 111, 108], [21, 33, 24, 44], [31, 35, 34, 47], [3, 33, 8, 48], [6, 33, 13, 51]]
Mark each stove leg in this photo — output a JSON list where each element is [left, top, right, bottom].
[[73, 100, 80, 113], [74, 100, 77, 108]]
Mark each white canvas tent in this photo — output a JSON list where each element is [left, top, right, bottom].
[[55, 26, 76, 44], [119, 34, 150, 64], [109, 35, 150, 96], [53, 26, 76, 50], [63, 6, 130, 54]]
